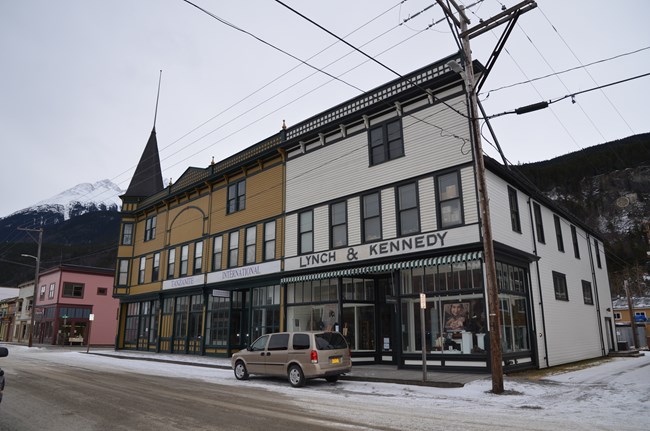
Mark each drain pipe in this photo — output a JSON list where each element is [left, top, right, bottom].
[[586, 233, 606, 356], [526, 198, 550, 368]]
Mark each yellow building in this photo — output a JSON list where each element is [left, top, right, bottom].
[[115, 127, 286, 356]]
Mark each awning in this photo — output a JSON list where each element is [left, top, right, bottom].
[[281, 251, 482, 283]]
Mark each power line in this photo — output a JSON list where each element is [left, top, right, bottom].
[[481, 45, 650, 97]]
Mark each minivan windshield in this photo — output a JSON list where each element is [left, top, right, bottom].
[[315, 332, 348, 350]]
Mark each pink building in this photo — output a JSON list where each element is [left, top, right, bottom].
[[33, 265, 118, 346]]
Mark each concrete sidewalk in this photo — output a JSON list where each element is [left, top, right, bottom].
[[85, 347, 486, 388]]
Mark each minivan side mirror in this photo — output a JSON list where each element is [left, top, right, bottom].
[[0, 347, 8, 358]]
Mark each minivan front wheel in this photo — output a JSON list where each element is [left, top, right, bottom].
[[288, 365, 305, 388], [234, 361, 249, 380]]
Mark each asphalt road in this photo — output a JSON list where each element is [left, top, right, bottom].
[[0, 349, 375, 431]]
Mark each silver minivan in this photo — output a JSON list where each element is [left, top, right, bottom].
[[231, 331, 351, 387]]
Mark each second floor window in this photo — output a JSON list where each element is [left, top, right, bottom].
[[369, 119, 404, 166], [362, 192, 381, 242], [554, 215, 564, 252], [167, 248, 176, 279], [594, 239, 602, 268], [227, 179, 246, 214], [117, 260, 129, 286], [63, 282, 84, 298], [144, 216, 156, 241], [48, 283, 55, 299], [122, 223, 133, 245], [533, 202, 545, 243], [582, 280, 593, 305], [180, 245, 189, 276], [194, 241, 203, 273], [264, 221, 276, 261], [508, 186, 521, 233], [397, 183, 419, 236], [571, 225, 580, 259], [139, 256, 146, 284], [39, 285, 46, 300], [152, 252, 160, 282], [330, 201, 347, 248], [437, 171, 462, 229], [229, 231, 240, 268], [212, 235, 223, 271], [299, 210, 313, 254], [245, 226, 256, 265]]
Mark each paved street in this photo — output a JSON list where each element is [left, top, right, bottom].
[[0, 345, 648, 431]]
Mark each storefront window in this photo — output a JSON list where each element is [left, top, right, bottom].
[[206, 294, 230, 347], [287, 278, 339, 333], [125, 302, 139, 344], [342, 304, 375, 351], [251, 285, 280, 340], [401, 296, 486, 354], [500, 295, 530, 352]]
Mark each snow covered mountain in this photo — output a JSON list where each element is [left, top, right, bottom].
[[7, 179, 124, 221]]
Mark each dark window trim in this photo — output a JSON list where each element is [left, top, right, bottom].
[[553, 215, 565, 253], [582, 280, 593, 305], [330, 200, 348, 249], [298, 210, 314, 255], [194, 240, 204, 274], [552, 271, 568, 301], [212, 235, 223, 271], [122, 223, 134, 245], [397, 182, 420, 236], [152, 252, 160, 282], [144, 215, 156, 242], [62, 282, 85, 299], [138, 256, 146, 284], [571, 225, 580, 259], [533, 202, 545, 244], [179, 244, 189, 277], [368, 118, 404, 166], [361, 191, 382, 243], [594, 239, 602, 268], [227, 179, 246, 214], [436, 170, 464, 229], [228, 230, 240, 268], [263, 220, 276, 261], [245, 226, 257, 265], [167, 248, 176, 279], [508, 186, 522, 233]]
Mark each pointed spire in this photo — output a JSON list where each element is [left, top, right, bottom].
[[123, 71, 165, 199], [124, 128, 164, 198]]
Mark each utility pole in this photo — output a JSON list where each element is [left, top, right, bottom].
[[436, 0, 536, 394], [624, 280, 639, 349], [19, 227, 43, 348]]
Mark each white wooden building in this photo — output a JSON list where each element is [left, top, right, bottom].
[[279, 53, 615, 371]]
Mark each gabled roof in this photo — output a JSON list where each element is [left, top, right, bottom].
[[123, 128, 164, 199]]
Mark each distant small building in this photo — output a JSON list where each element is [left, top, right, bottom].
[[32, 265, 118, 346], [612, 296, 650, 346], [0, 296, 17, 341]]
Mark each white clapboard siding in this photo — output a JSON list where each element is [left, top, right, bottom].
[[286, 96, 471, 212], [348, 196, 361, 245], [313, 205, 329, 252], [460, 167, 478, 225], [419, 177, 436, 233], [381, 188, 397, 239], [285, 212, 297, 257]]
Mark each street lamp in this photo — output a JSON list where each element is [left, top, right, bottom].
[[21, 252, 41, 348]]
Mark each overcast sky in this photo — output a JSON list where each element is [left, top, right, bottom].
[[1, 0, 648, 217]]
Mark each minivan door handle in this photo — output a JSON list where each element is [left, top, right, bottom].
[[265, 352, 271, 356]]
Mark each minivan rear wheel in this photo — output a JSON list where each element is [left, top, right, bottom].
[[288, 365, 305, 387], [234, 361, 249, 380]]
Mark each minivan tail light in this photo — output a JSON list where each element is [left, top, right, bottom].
[[310, 350, 318, 364]]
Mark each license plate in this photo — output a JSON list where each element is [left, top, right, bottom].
[[331, 357, 341, 364]]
